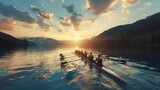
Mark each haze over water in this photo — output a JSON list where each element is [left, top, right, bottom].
[[0, 45, 160, 90]]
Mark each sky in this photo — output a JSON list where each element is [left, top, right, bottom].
[[0, 0, 160, 40]]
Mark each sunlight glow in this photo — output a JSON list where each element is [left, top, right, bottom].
[[74, 36, 81, 42], [75, 46, 79, 50]]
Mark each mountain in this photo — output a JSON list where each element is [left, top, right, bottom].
[[0, 31, 28, 50], [0, 31, 61, 51], [87, 12, 160, 47], [26, 37, 62, 48]]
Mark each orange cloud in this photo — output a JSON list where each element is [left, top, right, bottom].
[[121, 0, 139, 14], [0, 19, 16, 30], [22, 22, 37, 29], [122, 0, 139, 6]]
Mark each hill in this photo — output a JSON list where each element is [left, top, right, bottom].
[[0, 31, 28, 50], [26, 37, 62, 49], [86, 12, 160, 47]]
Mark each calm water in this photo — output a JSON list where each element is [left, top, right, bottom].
[[0, 45, 160, 90]]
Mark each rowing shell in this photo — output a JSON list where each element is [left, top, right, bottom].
[[87, 60, 127, 86]]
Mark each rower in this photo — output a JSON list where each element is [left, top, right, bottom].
[[59, 53, 67, 69], [80, 50, 84, 60], [77, 50, 81, 57], [82, 51, 88, 65], [88, 52, 94, 69], [75, 50, 79, 56], [95, 54, 103, 68], [88, 52, 94, 63], [84, 51, 88, 60], [59, 53, 65, 61]]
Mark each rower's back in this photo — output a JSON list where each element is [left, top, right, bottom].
[[84, 51, 88, 59], [95, 54, 103, 68], [88, 52, 94, 63]]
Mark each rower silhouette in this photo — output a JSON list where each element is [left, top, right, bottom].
[[95, 54, 103, 68], [59, 53, 67, 69]]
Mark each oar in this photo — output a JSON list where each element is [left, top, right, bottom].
[[61, 59, 81, 64], [62, 52, 74, 55], [65, 55, 77, 59], [67, 59, 81, 63], [95, 54, 127, 62]]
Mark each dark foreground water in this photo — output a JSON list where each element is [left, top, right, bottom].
[[0, 46, 160, 90]]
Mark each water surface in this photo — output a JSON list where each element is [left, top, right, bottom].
[[0, 46, 160, 90]]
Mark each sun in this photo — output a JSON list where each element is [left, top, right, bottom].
[[74, 36, 81, 42]]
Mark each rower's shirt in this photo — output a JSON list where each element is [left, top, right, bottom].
[[88, 55, 94, 63], [84, 53, 87, 58], [95, 58, 103, 66], [60, 58, 64, 61]]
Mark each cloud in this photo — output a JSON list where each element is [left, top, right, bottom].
[[29, 5, 40, 12], [0, 19, 16, 30], [59, 17, 72, 26], [22, 22, 37, 29], [60, 22, 72, 26], [0, 3, 35, 23], [121, 9, 131, 14], [60, 17, 71, 23], [122, 0, 139, 6], [29, 5, 53, 20], [0, 18, 36, 31], [58, 29, 63, 32], [121, 17, 128, 20], [121, 0, 139, 14], [62, 5, 82, 31], [86, 0, 117, 15], [37, 20, 52, 31], [81, 19, 95, 23], [29, 5, 53, 30], [61, 0, 65, 3], [37, 16, 53, 31], [50, 0, 54, 2], [144, 2, 151, 6], [61, 4, 96, 31]]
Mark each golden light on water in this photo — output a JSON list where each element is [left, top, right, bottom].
[[75, 46, 79, 50]]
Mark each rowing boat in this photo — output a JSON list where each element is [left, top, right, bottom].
[[87, 60, 127, 87], [74, 51, 127, 87]]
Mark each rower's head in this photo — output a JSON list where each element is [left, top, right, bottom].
[[59, 53, 63, 57], [98, 54, 101, 58], [84, 51, 86, 53], [90, 52, 92, 55]]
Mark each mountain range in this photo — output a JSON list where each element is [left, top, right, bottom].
[[0, 32, 61, 50], [0, 31, 28, 50], [83, 12, 160, 47], [26, 37, 61, 48]]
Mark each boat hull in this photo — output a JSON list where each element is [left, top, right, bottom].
[[87, 60, 127, 89]]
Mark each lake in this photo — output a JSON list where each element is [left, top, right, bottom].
[[0, 45, 160, 90]]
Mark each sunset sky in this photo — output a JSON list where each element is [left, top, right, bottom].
[[0, 0, 160, 40]]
